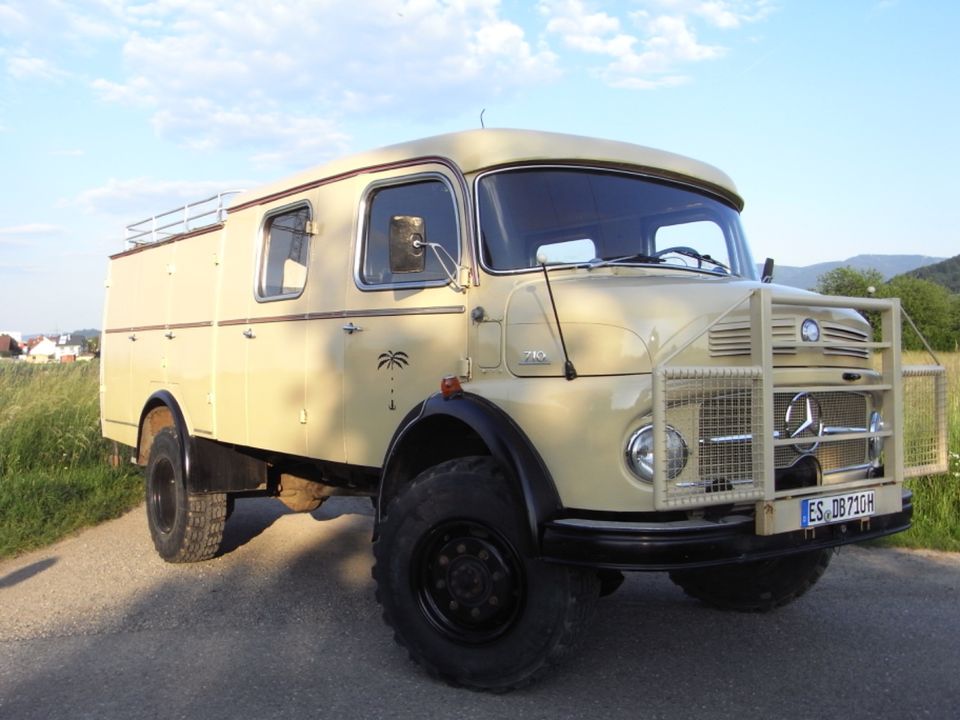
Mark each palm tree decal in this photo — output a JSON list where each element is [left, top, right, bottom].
[[378, 351, 409, 371], [378, 351, 409, 410]]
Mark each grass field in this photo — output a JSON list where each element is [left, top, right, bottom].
[[0, 361, 141, 558], [0, 352, 957, 558], [877, 351, 960, 551]]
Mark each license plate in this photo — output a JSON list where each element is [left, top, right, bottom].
[[801, 490, 876, 528]]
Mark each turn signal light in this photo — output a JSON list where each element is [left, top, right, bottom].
[[441, 376, 463, 399]]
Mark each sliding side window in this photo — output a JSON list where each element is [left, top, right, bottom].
[[258, 204, 311, 300]]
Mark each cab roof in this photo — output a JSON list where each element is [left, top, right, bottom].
[[232, 128, 743, 211]]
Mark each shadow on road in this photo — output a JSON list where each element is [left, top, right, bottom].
[[218, 498, 291, 556], [2, 499, 958, 720], [0, 557, 57, 589]]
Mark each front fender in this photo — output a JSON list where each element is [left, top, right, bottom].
[[377, 392, 562, 552]]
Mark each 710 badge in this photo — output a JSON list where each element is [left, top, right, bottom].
[[801, 490, 876, 528]]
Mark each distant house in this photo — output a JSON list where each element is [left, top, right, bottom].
[[27, 336, 57, 362], [0, 334, 22, 357], [0, 330, 22, 344], [56, 334, 84, 363]]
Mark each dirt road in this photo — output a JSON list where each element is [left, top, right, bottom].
[[2, 496, 958, 719]]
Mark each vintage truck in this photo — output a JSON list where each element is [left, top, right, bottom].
[[100, 129, 947, 690]]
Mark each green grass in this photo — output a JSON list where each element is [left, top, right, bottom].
[[0, 361, 141, 558], [874, 351, 960, 551]]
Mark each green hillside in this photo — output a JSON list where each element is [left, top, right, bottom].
[[903, 255, 960, 292]]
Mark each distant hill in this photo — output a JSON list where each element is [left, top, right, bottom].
[[900, 255, 960, 292], [24, 328, 101, 340], [770, 255, 945, 291]]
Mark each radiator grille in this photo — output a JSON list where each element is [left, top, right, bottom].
[[697, 391, 868, 479], [772, 391, 868, 471]]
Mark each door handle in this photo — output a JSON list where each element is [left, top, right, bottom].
[[342, 323, 363, 334], [242, 328, 256, 339]]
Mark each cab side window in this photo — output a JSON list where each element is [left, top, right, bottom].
[[259, 204, 311, 299], [361, 179, 459, 287]]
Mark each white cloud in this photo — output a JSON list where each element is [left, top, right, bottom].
[[0, 224, 61, 247], [0, 263, 41, 274], [0, 223, 65, 237], [83, 0, 558, 166], [6, 54, 68, 81], [75, 177, 253, 220], [91, 76, 156, 107], [0, 3, 28, 34], [540, 0, 771, 88], [4, 0, 772, 168]]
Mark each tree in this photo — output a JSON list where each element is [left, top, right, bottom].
[[815, 266, 958, 351], [815, 266, 884, 298], [878, 276, 956, 351]]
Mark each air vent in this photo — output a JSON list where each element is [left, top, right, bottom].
[[709, 318, 797, 357], [822, 323, 870, 359]]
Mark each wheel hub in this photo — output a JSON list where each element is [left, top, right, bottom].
[[416, 521, 523, 643], [150, 458, 177, 534]]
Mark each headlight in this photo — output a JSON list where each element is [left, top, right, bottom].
[[801, 318, 820, 342], [626, 424, 689, 482], [868, 410, 884, 462]]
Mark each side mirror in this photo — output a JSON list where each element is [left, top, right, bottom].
[[761, 257, 774, 283], [389, 215, 426, 274]]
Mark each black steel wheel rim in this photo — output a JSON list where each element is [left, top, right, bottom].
[[150, 458, 177, 534], [414, 520, 524, 644]]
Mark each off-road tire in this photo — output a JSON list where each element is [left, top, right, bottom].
[[145, 427, 227, 563], [668, 548, 834, 612], [372, 456, 600, 691]]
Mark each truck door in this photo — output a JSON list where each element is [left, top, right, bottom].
[[243, 200, 315, 458], [343, 168, 469, 468]]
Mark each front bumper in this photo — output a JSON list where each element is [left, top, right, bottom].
[[540, 490, 912, 571]]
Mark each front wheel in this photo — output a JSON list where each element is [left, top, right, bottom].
[[145, 426, 227, 563], [372, 457, 599, 691], [668, 548, 834, 612]]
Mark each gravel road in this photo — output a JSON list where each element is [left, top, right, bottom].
[[1, 496, 958, 720]]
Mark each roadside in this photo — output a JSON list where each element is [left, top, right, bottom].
[[2, 496, 959, 720]]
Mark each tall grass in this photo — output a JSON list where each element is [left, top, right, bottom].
[[0, 361, 141, 557], [880, 351, 960, 551]]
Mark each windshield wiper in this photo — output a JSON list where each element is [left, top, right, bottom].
[[654, 246, 730, 272], [586, 253, 661, 270]]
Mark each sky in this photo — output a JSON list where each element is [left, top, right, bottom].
[[0, 0, 957, 333]]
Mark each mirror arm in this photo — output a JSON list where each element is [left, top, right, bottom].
[[415, 240, 466, 293]]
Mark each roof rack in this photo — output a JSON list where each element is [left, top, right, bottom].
[[124, 190, 245, 247]]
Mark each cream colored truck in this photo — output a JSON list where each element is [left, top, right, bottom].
[[101, 129, 948, 690]]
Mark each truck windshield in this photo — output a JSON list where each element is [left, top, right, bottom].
[[477, 167, 757, 279]]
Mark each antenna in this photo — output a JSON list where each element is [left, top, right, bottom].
[[480, 108, 486, 128], [538, 256, 577, 380]]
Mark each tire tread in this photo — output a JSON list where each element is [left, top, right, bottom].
[[372, 456, 599, 691]]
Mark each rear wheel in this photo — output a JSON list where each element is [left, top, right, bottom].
[[668, 548, 834, 612], [373, 456, 599, 691], [145, 427, 226, 563]]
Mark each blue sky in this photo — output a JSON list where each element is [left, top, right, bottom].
[[1, 0, 957, 333]]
